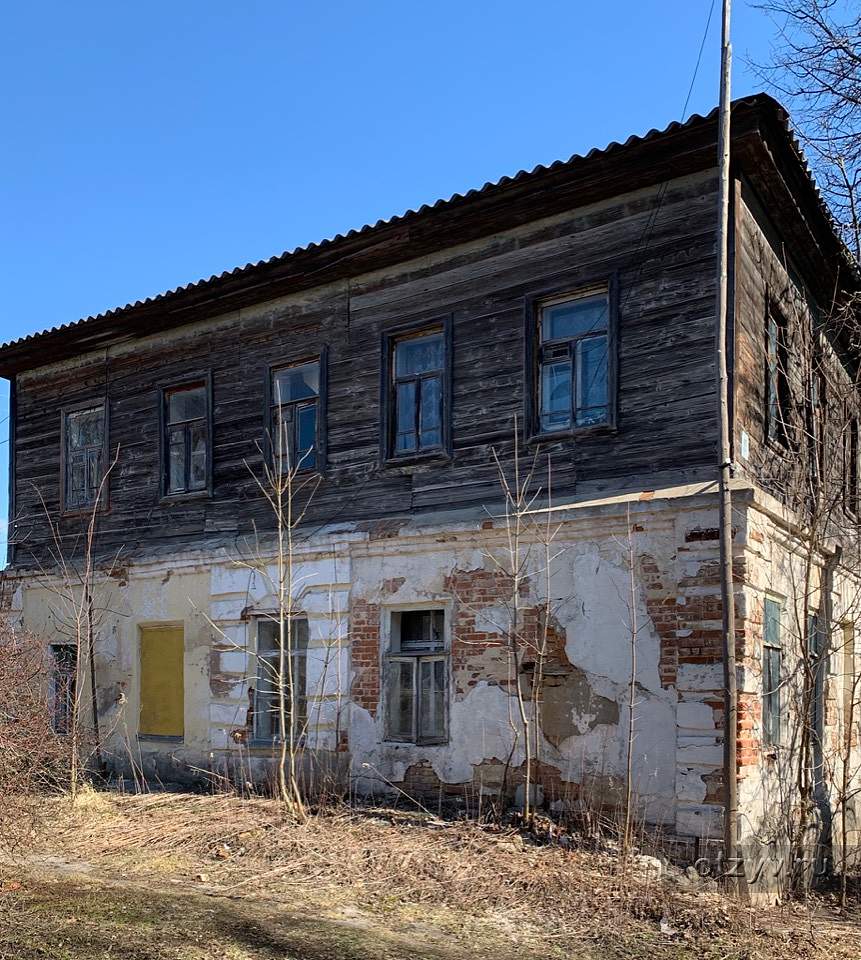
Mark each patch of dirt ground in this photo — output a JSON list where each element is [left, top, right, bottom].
[[0, 790, 859, 960]]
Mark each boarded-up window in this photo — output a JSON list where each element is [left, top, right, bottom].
[[139, 625, 184, 739]]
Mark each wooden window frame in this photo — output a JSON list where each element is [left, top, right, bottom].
[[158, 374, 213, 501], [250, 616, 309, 746], [762, 597, 782, 748], [844, 410, 859, 519], [59, 398, 109, 516], [764, 298, 792, 449], [380, 318, 453, 466], [524, 276, 618, 443], [383, 607, 449, 745], [264, 350, 327, 475], [50, 643, 77, 736]]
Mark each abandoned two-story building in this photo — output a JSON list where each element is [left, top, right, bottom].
[[2, 93, 860, 882]]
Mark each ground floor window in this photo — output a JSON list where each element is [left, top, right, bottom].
[[50, 644, 77, 735], [385, 609, 448, 744], [139, 624, 185, 740], [763, 598, 782, 746], [253, 617, 309, 741]]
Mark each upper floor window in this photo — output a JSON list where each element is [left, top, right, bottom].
[[62, 404, 106, 510], [163, 382, 209, 496], [534, 288, 611, 434], [845, 413, 859, 515], [390, 329, 446, 456], [765, 304, 791, 446], [270, 359, 321, 472]]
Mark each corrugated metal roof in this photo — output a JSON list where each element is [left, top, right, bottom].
[[0, 93, 852, 358]]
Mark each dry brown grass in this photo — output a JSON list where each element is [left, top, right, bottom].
[[24, 789, 861, 960]]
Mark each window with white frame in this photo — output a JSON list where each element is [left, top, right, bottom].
[[385, 609, 448, 744], [253, 617, 309, 741]]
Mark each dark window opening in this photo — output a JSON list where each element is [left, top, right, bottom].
[[763, 598, 782, 747], [164, 383, 208, 495], [51, 644, 77, 735], [845, 414, 859, 516], [537, 290, 609, 433], [253, 618, 309, 741], [808, 612, 826, 749], [63, 405, 106, 510], [271, 361, 320, 472], [765, 306, 791, 446], [386, 609, 447, 744], [391, 331, 444, 455]]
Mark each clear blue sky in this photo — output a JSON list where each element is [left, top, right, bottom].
[[0, 1, 780, 554]]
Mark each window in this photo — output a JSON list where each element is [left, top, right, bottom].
[[765, 305, 791, 445], [808, 613, 826, 747], [842, 623, 855, 752], [389, 330, 445, 456], [63, 404, 106, 510], [385, 609, 448, 744], [253, 618, 309, 741], [270, 360, 321, 472], [845, 414, 859, 515], [139, 624, 184, 740], [763, 599, 782, 746], [163, 383, 209, 496], [531, 287, 611, 434], [50, 644, 77, 735]]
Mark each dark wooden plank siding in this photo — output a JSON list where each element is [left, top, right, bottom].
[[11, 171, 720, 566]]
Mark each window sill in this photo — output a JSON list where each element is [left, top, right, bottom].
[[383, 738, 449, 747], [528, 423, 617, 444], [383, 449, 451, 470], [159, 489, 212, 506], [137, 734, 184, 744], [60, 504, 110, 520]]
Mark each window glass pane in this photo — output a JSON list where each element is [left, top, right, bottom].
[[395, 333, 443, 377], [168, 427, 185, 494], [272, 406, 291, 467], [255, 660, 278, 740], [540, 360, 571, 432], [66, 407, 104, 450], [68, 455, 86, 505], [395, 380, 417, 452], [576, 335, 609, 425], [258, 621, 279, 653], [399, 610, 445, 653], [296, 402, 317, 469], [419, 376, 442, 448], [542, 294, 608, 342], [764, 599, 781, 647], [51, 645, 77, 735], [167, 385, 205, 424], [418, 658, 446, 741], [386, 659, 415, 740], [273, 362, 319, 405], [189, 422, 207, 489]]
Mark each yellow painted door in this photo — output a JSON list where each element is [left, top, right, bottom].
[[139, 625, 184, 738]]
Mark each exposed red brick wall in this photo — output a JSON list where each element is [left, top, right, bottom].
[[350, 599, 381, 716]]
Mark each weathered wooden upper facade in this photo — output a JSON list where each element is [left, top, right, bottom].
[[1, 94, 856, 568]]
